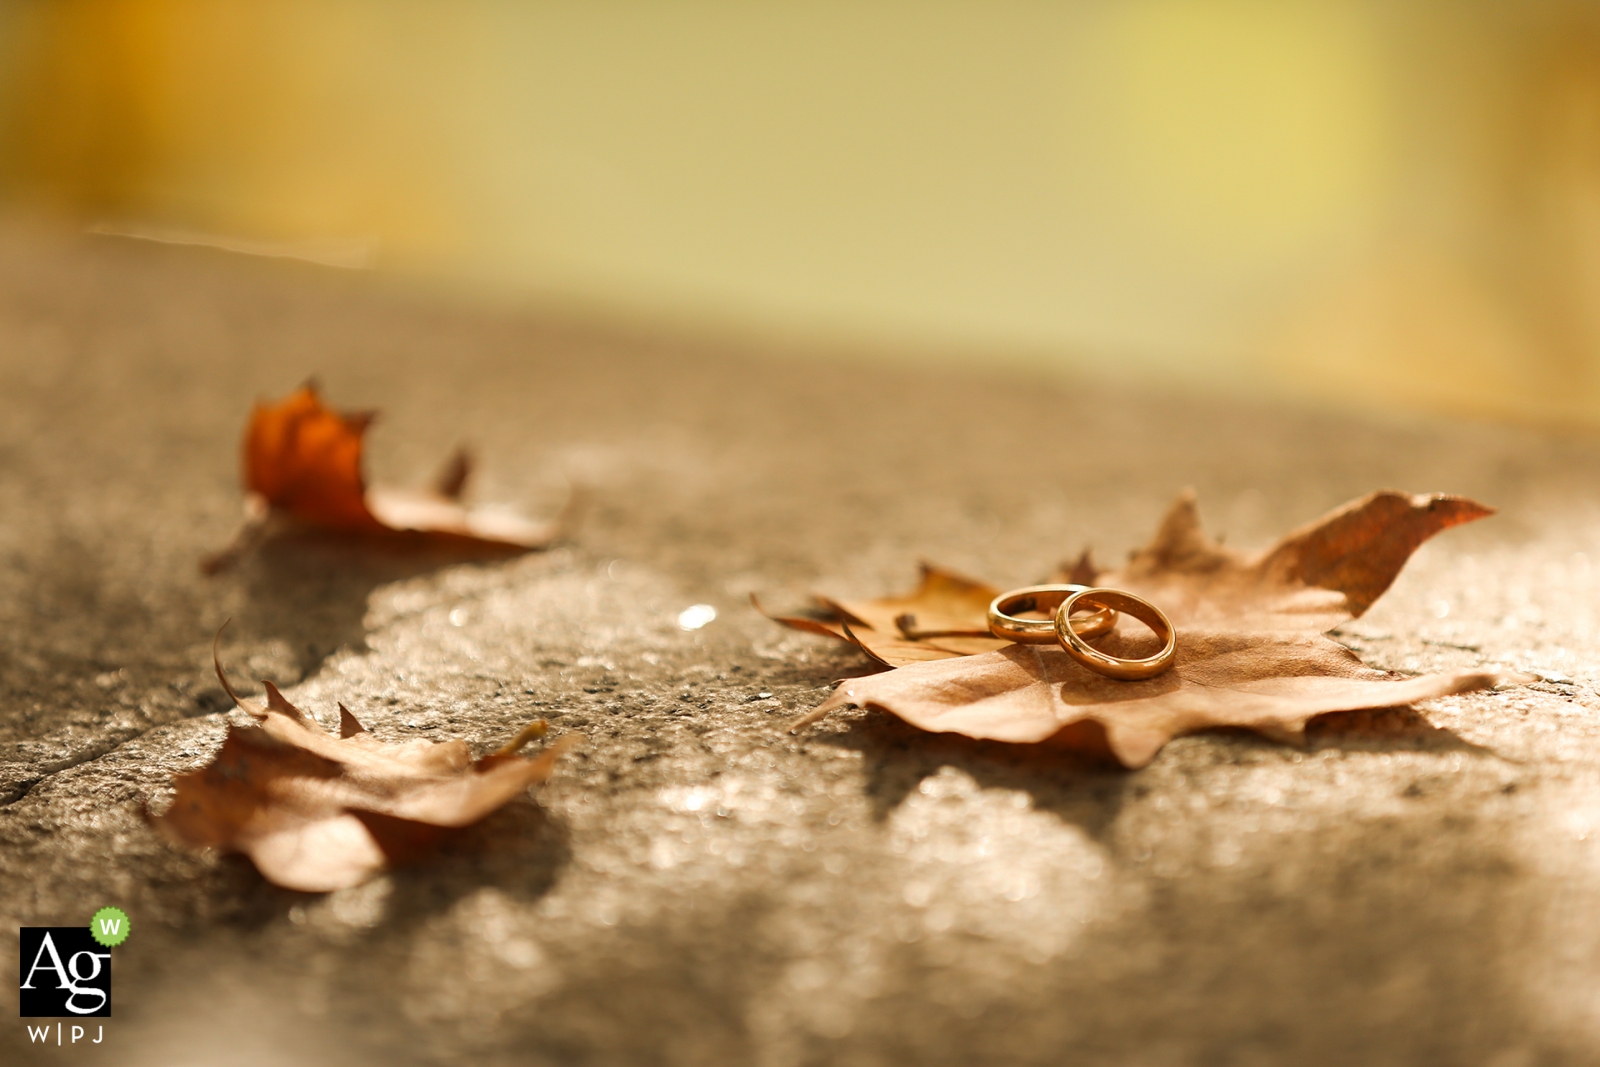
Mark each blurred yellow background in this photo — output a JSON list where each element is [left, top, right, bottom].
[[5, 1, 1600, 424]]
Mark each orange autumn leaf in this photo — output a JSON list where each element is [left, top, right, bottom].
[[151, 634, 577, 892], [202, 382, 566, 572], [788, 490, 1529, 767], [243, 381, 385, 532]]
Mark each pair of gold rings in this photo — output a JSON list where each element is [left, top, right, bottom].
[[986, 584, 1176, 680]]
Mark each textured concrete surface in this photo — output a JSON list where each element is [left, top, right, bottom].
[[6, 224, 1600, 1065]]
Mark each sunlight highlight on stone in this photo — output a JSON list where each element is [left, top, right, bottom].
[[677, 604, 717, 630]]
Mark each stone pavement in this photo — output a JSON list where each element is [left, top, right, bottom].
[[6, 223, 1600, 1065]]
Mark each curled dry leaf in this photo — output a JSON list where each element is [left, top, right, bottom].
[[202, 382, 568, 573], [786, 490, 1530, 767], [150, 636, 577, 892], [754, 563, 1009, 667]]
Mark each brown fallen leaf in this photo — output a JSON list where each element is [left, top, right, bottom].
[[755, 563, 1010, 667], [201, 382, 568, 573], [151, 635, 577, 891], [789, 490, 1529, 767], [1059, 489, 1496, 634]]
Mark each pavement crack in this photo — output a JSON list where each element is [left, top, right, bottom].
[[0, 721, 166, 806], [0, 777, 42, 806]]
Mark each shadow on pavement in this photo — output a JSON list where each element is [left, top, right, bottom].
[[233, 529, 536, 678], [809, 698, 1490, 842]]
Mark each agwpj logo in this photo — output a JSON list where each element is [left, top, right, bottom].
[[18, 907, 127, 1021]]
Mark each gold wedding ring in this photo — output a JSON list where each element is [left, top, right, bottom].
[[1054, 587, 1176, 680], [988, 585, 1116, 644]]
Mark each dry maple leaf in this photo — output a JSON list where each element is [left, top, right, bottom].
[[790, 490, 1530, 767], [150, 635, 577, 891], [201, 382, 569, 573], [1061, 489, 1496, 633], [754, 563, 1010, 667]]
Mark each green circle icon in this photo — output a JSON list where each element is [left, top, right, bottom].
[[89, 906, 130, 948]]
